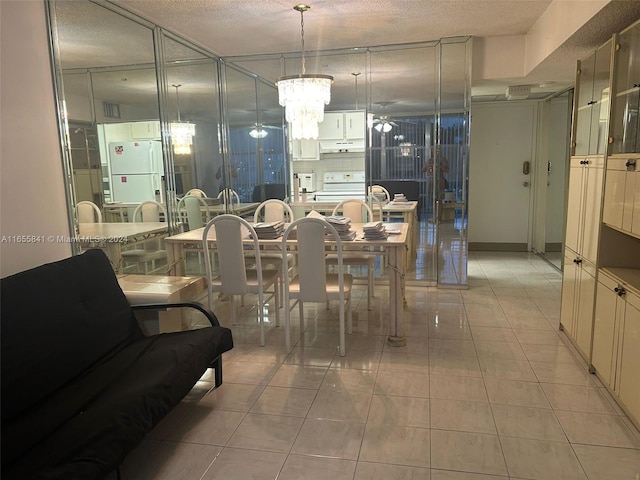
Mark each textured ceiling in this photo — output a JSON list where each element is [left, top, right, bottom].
[[55, 0, 640, 121]]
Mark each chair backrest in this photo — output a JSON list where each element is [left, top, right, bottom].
[[254, 199, 294, 223], [332, 199, 373, 223], [177, 194, 209, 230], [282, 217, 346, 303], [76, 201, 102, 223], [217, 188, 240, 207], [366, 195, 385, 222], [185, 188, 207, 198], [132, 200, 166, 223], [202, 214, 262, 295], [368, 185, 391, 203]]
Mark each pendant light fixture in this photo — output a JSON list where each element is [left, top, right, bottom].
[[276, 4, 333, 140], [170, 84, 196, 155]]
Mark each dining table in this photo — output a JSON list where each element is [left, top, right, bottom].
[[163, 221, 410, 347], [78, 222, 169, 273]]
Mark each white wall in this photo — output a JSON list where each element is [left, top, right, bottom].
[[0, 0, 72, 277]]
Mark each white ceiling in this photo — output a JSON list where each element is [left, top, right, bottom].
[[56, 0, 640, 122], [110, 0, 640, 100]]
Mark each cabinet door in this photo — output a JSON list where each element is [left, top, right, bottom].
[[618, 293, 640, 422], [611, 24, 640, 154], [345, 111, 365, 140], [292, 138, 319, 161], [575, 262, 596, 359], [130, 121, 161, 140], [574, 55, 595, 155], [602, 157, 627, 228], [560, 249, 578, 336], [592, 273, 621, 387], [582, 159, 604, 264], [589, 41, 612, 155], [565, 159, 585, 253], [632, 169, 640, 236], [623, 165, 636, 231], [318, 113, 343, 140]]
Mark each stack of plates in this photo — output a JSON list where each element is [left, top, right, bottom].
[[393, 194, 409, 203], [326, 216, 357, 241], [363, 221, 389, 240], [253, 221, 284, 239]]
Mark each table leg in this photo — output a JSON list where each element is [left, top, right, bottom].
[[166, 243, 185, 276], [386, 244, 407, 347]]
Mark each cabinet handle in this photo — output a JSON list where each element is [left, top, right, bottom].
[[573, 258, 582, 265], [634, 83, 640, 88], [614, 287, 626, 297], [587, 100, 597, 105], [626, 159, 636, 168]]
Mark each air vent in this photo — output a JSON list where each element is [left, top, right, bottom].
[[505, 85, 531, 100], [103, 102, 121, 118]]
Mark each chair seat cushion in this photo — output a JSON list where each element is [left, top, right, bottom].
[[288, 273, 353, 300]]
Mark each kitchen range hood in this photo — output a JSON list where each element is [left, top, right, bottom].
[[319, 139, 365, 154]]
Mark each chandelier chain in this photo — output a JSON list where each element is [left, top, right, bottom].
[[300, 8, 306, 75]]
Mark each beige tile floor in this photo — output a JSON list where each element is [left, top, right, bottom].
[[111, 252, 640, 480]]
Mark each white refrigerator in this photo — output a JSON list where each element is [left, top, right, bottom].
[[108, 141, 164, 203]]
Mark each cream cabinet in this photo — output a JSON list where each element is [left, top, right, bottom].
[[560, 250, 597, 360], [291, 138, 319, 161], [564, 156, 604, 263], [318, 111, 366, 141], [573, 41, 612, 156], [592, 269, 640, 424], [130, 121, 161, 140], [602, 156, 639, 234], [610, 23, 640, 155]]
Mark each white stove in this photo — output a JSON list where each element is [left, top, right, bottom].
[[314, 171, 366, 202]]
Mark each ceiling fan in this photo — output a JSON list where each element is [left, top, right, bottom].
[[373, 115, 398, 133], [373, 102, 398, 132]]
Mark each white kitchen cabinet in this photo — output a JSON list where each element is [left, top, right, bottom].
[[318, 110, 366, 141], [592, 268, 640, 425], [130, 121, 161, 140], [592, 270, 624, 386], [560, 249, 597, 360], [564, 156, 604, 264], [603, 156, 640, 235], [619, 292, 640, 423], [291, 138, 319, 161]]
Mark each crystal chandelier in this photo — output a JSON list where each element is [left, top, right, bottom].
[[170, 84, 196, 155], [276, 4, 333, 140]]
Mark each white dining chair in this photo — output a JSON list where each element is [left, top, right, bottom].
[[252, 199, 296, 298], [217, 188, 240, 208], [121, 200, 167, 274], [185, 188, 207, 198], [282, 217, 353, 356], [202, 214, 280, 346], [368, 184, 391, 203], [177, 194, 210, 230], [328, 199, 376, 310], [76, 201, 102, 223]]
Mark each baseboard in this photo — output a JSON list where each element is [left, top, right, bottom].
[[468, 242, 528, 252], [545, 242, 562, 252]]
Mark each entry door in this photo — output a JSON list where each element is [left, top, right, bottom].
[[469, 103, 537, 249]]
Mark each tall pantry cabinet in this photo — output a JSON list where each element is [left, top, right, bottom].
[[561, 19, 640, 428]]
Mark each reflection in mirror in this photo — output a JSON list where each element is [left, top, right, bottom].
[[50, 0, 160, 225], [436, 39, 470, 287], [162, 34, 221, 204]]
